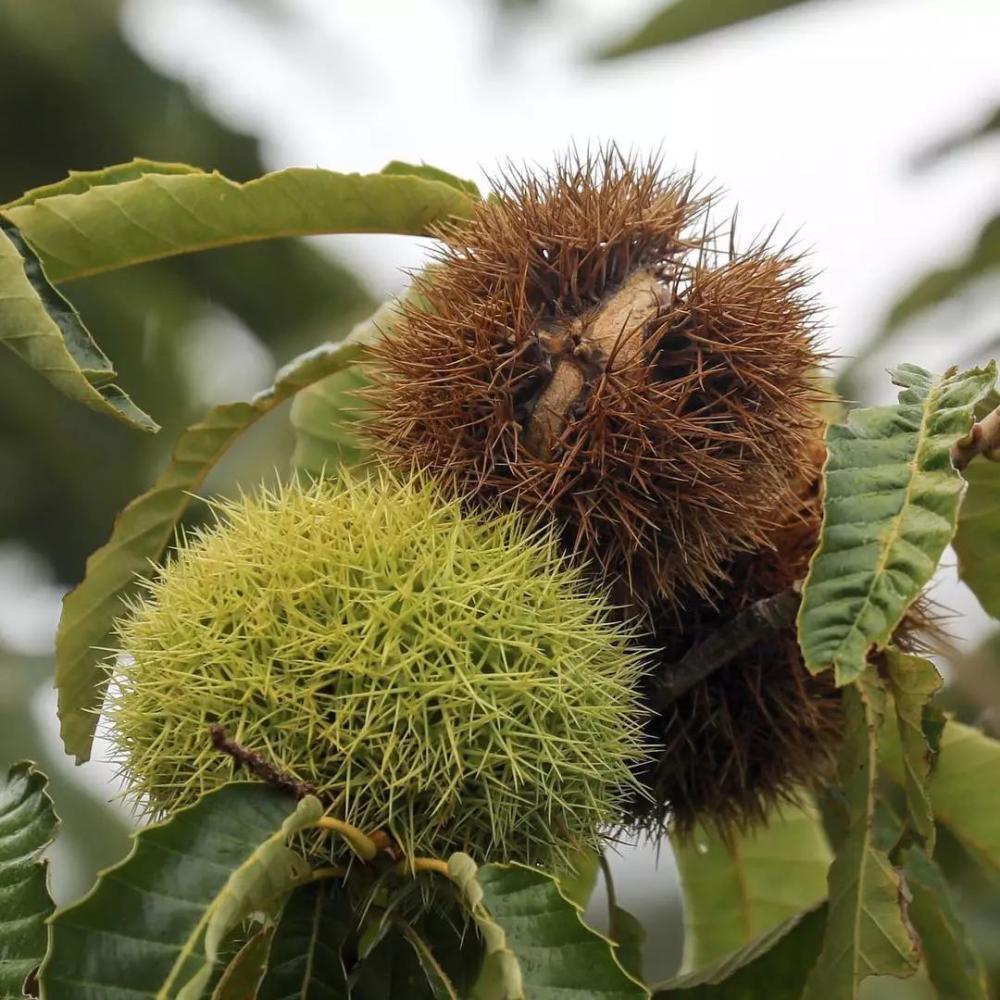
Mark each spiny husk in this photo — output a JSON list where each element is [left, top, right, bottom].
[[631, 434, 940, 836], [105, 471, 649, 867], [367, 147, 827, 608]]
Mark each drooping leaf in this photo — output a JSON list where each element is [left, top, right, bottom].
[[4, 159, 202, 209], [901, 719, 1000, 876], [40, 784, 322, 999], [672, 800, 831, 971], [56, 332, 375, 763], [448, 852, 648, 1000], [901, 848, 990, 1000], [953, 456, 1000, 619], [883, 215, 1000, 333], [290, 276, 431, 474], [802, 669, 919, 999], [653, 906, 826, 999], [0, 218, 157, 431], [596, 0, 830, 59], [256, 880, 351, 999], [0, 762, 58, 998], [212, 927, 273, 1000], [798, 362, 997, 685], [594, 852, 644, 981], [4, 163, 477, 283], [609, 905, 646, 985], [556, 849, 601, 911], [882, 649, 943, 850]]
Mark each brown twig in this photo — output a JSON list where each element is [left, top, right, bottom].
[[652, 589, 801, 707], [951, 403, 1000, 470], [209, 723, 317, 799]]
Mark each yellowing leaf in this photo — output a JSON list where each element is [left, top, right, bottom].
[[5, 163, 477, 283], [672, 801, 830, 971]]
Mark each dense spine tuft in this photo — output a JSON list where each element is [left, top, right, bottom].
[[367, 147, 827, 607], [106, 471, 648, 866], [631, 434, 939, 834]]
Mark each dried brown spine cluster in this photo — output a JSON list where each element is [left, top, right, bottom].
[[367, 149, 827, 609], [363, 148, 936, 834]]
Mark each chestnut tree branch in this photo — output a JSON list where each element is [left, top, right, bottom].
[[209, 723, 317, 799], [653, 589, 801, 707]]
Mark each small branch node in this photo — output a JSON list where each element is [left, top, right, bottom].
[[208, 723, 316, 799], [653, 588, 801, 707]]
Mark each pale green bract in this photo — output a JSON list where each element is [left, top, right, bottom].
[[797, 362, 996, 685], [105, 471, 647, 865]]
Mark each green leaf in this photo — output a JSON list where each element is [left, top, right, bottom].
[[596, 0, 827, 58], [40, 784, 322, 1000], [56, 332, 374, 763], [609, 906, 646, 985], [3, 163, 477, 284], [448, 852, 648, 1000], [953, 456, 1000, 619], [0, 762, 58, 998], [883, 215, 1000, 333], [351, 922, 440, 1000], [380, 160, 481, 198], [397, 920, 462, 1000], [290, 363, 371, 474], [672, 800, 831, 971], [882, 649, 943, 850], [556, 849, 601, 911], [908, 720, 1000, 876], [653, 906, 826, 999], [290, 277, 431, 474], [901, 848, 990, 1000], [257, 881, 350, 999], [797, 362, 997, 685], [212, 927, 273, 1000], [0, 218, 157, 431], [802, 669, 919, 1000], [4, 159, 202, 209]]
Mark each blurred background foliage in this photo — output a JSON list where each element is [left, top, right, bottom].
[[0, 0, 374, 902], [1, 0, 998, 990]]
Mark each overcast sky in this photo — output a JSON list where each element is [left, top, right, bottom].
[[123, 0, 1000, 394]]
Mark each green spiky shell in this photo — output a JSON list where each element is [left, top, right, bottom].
[[106, 471, 648, 866]]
